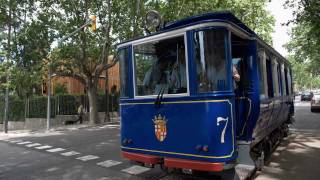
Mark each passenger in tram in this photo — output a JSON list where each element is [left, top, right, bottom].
[[169, 45, 187, 93], [233, 65, 240, 89], [143, 58, 171, 95]]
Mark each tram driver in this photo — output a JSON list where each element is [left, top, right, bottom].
[[143, 44, 187, 95]]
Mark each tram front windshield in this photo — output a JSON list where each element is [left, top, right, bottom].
[[133, 36, 187, 96]]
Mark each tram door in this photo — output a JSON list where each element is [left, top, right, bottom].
[[231, 35, 253, 140]]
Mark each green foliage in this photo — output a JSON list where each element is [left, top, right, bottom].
[[288, 56, 320, 90], [141, 0, 275, 44], [0, 96, 25, 123], [54, 83, 68, 95], [285, 0, 320, 88]]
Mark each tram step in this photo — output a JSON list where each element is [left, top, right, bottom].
[[235, 164, 255, 180]]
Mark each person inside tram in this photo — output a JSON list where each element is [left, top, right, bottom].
[[233, 64, 241, 88], [143, 42, 187, 95], [169, 45, 187, 93], [143, 58, 171, 95], [232, 58, 241, 90]]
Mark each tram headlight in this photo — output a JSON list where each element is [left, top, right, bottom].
[[145, 10, 162, 29]]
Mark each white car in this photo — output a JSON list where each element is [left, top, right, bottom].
[[311, 93, 320, 112]]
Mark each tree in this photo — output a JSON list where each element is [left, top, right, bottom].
[[284, 0, 320, 90], [142, 0, 275, 44], [38, 0, 119, 124]]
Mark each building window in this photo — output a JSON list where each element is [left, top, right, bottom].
[[194, 29, 228, 92]]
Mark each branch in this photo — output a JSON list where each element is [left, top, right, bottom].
[[93, 54, 119, 85]]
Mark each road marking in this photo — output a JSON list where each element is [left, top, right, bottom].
[[17, 141, 32, 145], [26, 143, 42, 147], [35, 145, 52, 150], [46, 148, 65, 152], [9, 140, 23, 143], [97, 160, 122, 168], [76, 155, 99, 161], [121, 165, 150, 175], [61, 151, 80, 156], [2, 139, 11, 142]]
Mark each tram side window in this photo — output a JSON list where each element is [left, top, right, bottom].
[[266, 58, 274, 98], [257, 50, 267, 99], [194, 29, 228, 92], [284, 66, 289, 95], [277, 63, 283, 96], [133, 36, 187, 96], [288, 68, 293, 94], [281, 64, 287, 96], [119, 48, 129, 97], [272, 59, 280, 97]]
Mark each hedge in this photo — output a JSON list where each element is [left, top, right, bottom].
[[0, 93, 119, 123]]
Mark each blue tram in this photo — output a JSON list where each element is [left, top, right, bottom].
[[117, 12, 294, 177]]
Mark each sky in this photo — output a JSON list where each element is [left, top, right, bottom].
[[267, 0, 295, 57]]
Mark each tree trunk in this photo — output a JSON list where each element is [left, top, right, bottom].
[[87, 83, 99, 124], [105, 70, 110, 122]]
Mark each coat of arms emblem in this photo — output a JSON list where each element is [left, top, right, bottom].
[[153, 114, 167, 142]]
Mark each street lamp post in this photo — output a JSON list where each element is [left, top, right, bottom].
[[46, 62, 52, 131]]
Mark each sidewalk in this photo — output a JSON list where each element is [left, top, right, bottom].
[[0, 119, 120, 140], [254, 102, 320, 180]]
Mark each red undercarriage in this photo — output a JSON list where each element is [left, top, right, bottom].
[[122, 151, 224, 172]]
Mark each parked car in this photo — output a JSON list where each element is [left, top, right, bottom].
[[311, 93, 320, 112], [301, 91, 313, 101]]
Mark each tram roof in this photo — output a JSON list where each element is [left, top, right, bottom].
[[117, 11, 289, 65], [162, 11, 255, 35]]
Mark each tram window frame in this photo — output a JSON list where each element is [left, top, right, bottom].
[[193, 28, 230, 93], [132, 34, 189, 98], [119, 47, 130, 98]]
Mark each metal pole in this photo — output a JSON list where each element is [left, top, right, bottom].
[[4, 76, 9, 133], [47, 63, 51, 131], [4, 1, 12, 133]]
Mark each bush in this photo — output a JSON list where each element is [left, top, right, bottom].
[[0, 92, 120, 122], [0, 96, 25, 122]]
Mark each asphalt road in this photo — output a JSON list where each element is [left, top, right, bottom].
[[0, 99, 319, 180]]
